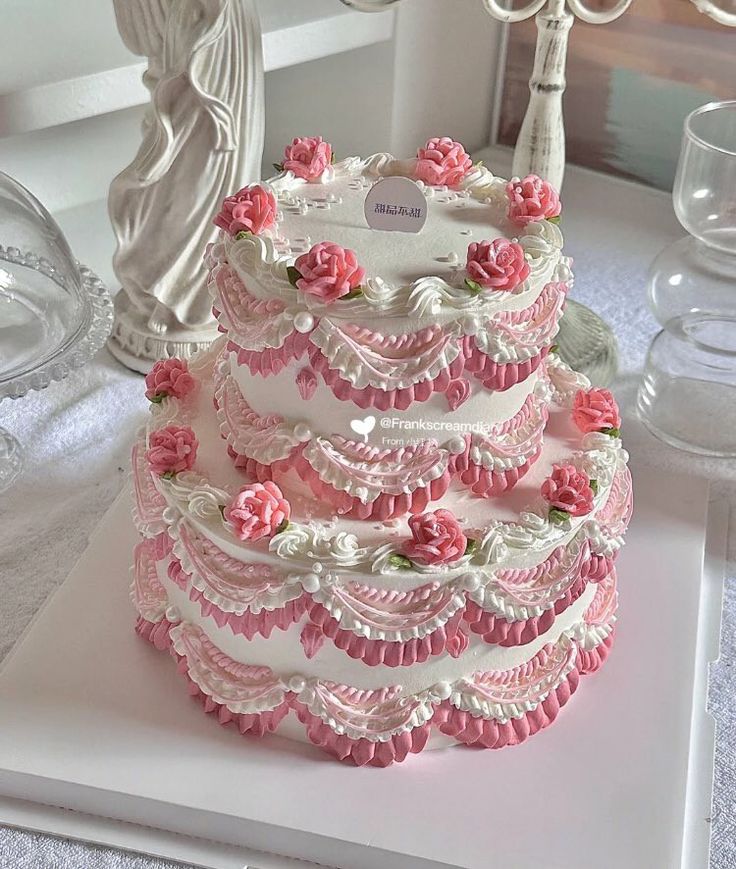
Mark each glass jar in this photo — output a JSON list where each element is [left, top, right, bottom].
[[637, 100, 736, 457]]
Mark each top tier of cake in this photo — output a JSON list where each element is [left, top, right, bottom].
[[207, 138, 569, 521], [211, 147, 569, 337]]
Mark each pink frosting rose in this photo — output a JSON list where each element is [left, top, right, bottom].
[[224, 481, 291, 543], [572, 388, 621, 435], [466, 238, 530, 291], [214, 184, 277, 237], [541, 464, 595, 517], [414, 137, 473, 187], [146, 425, 198, 477], [282, 136, 332, 181], [506, 174, 561, 227], [293, 241, 365, 303], [144, 358, 196, 402], [402, 509, 467, 567]]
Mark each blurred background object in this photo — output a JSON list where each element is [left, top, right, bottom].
[[0, 171, 112, 490], [637, 99, 736, 456], [499, 0, 736, 189]]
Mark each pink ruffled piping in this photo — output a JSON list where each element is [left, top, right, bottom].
[[152, 544, 615, 665], [190, 586, 310, 640], [308, 345, 466, 410], [293, 450, 453, 520], [463, 551, 614, 647], [135, 616, 614, 767], [306, 605, 467, 667], [462, 339, 550, 391], [449, 442, 540, 499]]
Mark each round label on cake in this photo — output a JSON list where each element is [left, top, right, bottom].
[[364, 176, 427, 234]]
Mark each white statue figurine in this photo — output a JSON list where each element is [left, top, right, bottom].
[[108, 0, 264, 372]]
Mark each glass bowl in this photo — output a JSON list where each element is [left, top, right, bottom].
[[0, 172, 113, 490]]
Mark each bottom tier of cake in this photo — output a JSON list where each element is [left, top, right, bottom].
[[132, 539, 617, 767]]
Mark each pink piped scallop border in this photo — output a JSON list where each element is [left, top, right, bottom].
[[191, 585, 310, 640], [213, 357, 549, 518], [132, 443, 628, 664], [213, 266, 567, 408], [135, 612, 615, 767], [308, 345, 467, 410], [306, 605, 468, 666], [151, 542, 615, 661], [462, 551, 613, 647], [227, 333, 312, 377], [292, 452, 454, 521]]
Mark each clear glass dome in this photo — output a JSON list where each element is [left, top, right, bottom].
[[0, 172, 112, 396], [0, 172, 113, 489]]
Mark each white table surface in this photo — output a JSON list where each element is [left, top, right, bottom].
[[0, 152, 734, 868]]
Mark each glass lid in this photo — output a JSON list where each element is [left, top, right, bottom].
[[0, 172, 112, 398]]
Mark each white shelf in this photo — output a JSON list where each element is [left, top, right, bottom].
[[0, 0, 395, 138]]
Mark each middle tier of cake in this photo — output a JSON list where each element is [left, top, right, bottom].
[[132, 343, 632, 670]]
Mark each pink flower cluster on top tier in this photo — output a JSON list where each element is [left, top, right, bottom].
[[506, 174, 561, 227], [214, 184, 277, 237], [465, 238, 530, 292], [414, 137, 473, 188], [144, 358, 196, 403], [224, 481, 291, 543], [402, 509, 467, 567], [541, 464, 595, 518], [292, 241, 365, 304], [146, 425, 198, 477], [281, 136, 332, 181], [572, 388, 621, 435]]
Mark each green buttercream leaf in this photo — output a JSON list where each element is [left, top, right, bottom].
[[161, 471, 175, 481], [149, 393, 165, 404], [549, 507, 570, 525], [602, 427, 621, 438], [549, 344, 559, 354], [547, 215, 561, 225], [287, 266, 302, 287], [464, 538, 478, 557], [389, 553, 413, 570], [235, 230, 252, 241], [331, 151, 336, 164], [464, 278, 483, 294], [341, 287, 364, 300], [275, 518, 290, 535], [590, 479, 599, 495]]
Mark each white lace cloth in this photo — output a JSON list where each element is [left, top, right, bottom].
[[0, 160, 733, 868]]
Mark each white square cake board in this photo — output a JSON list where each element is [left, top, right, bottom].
[[0, 456, 726, 869]]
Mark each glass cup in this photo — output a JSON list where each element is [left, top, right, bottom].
[[637, 101, 736, 457]]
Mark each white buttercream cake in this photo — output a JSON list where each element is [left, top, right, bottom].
[[130, 136, 632, 766]]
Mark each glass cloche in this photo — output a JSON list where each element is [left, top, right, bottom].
[[0, 172, 113, 490]]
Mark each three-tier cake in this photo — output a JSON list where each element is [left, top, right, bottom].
[[130, 136, 632, 766]]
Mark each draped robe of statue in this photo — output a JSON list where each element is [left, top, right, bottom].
[[108, 0, 264, 370]]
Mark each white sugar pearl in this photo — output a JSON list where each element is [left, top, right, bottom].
[[301, 573, 320, 593], [463, 315, 480, 335], [293, 423, 312, 441], [165, 605, 181, 624], [293, 312, 314, 333], [462, 572, 481, 592], [433, 681, 452, 700], [447, 436, 467, 455], [288, 676, 306, 693]]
